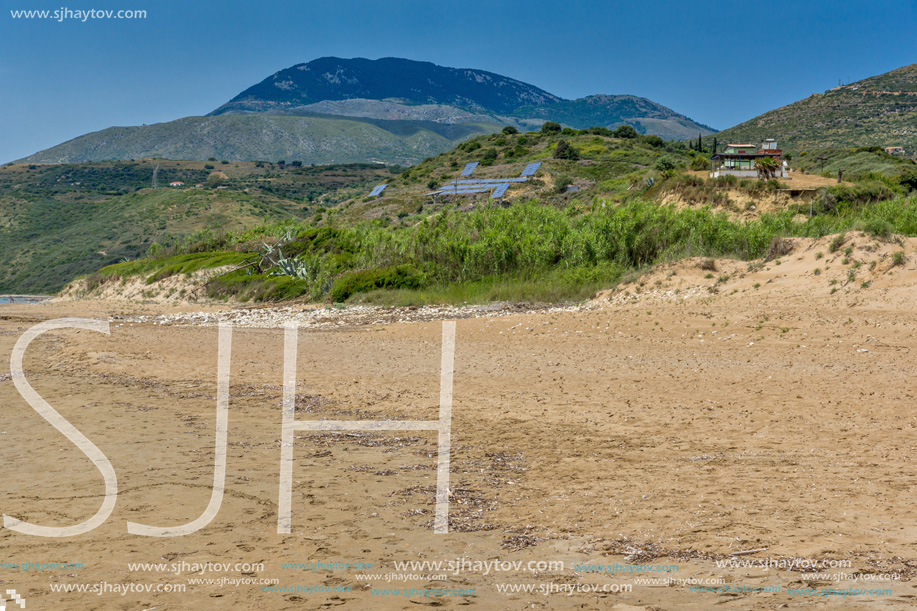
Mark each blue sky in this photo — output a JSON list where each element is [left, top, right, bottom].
[[2, 0, 916, 163]]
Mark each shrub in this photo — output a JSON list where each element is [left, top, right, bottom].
[[540, 121, 562, 135], [586, 126, 613, 137], [699, 258, 717, 271], [553, 140, 580, 160], [655, 155, 677, 176], [829, 233, 846, 253], [612, 125, 638, 139], [892, 251, 906, 266], [898, 169, 917, 192], [502, 126, 519, 135], [554, 174, 573, 194], [859, 218, 893, 238], [329, 265, 425, 302], [204, 164, 215, 170], [481, 148, 498, 166], [691, 156, 709, 171], [643, 135, 665, 148]]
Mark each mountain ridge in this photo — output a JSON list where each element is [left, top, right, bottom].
[[18, 56, 715, 164], [210, 56, 564, 116]]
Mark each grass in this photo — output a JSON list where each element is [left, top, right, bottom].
[[99, 251, 252, 283], [102, 192, 917, 304], [354, 265, 625, 306]]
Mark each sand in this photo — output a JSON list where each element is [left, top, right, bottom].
[[3, 234, 917, 609]]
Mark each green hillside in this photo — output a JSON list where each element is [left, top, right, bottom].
[[0, 160, 398, 292], [17, 114, 496, 165], [18, 123, 917, 301], [713, 64, 917, 153]]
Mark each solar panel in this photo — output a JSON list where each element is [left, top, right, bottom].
[[438, 187, 491, 195], [453, 178, 529, 184], [368, 184, 387, 197], [491, 183, 510, 199], [520, 162, 541, 177], [460, 162, 479, 177]]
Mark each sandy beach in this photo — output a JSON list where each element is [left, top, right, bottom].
[[3, 234, 917, 609]]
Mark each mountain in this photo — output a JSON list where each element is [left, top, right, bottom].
[[211, 57, 715, 140], [713, 63, 917, 152], [513, 94, 715, 140], [210, 56, 562, 115], [17, 114, 493, 166], [19, 57, 716, 164]]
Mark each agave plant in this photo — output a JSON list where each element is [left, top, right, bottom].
[[268, 250, 333, 299]]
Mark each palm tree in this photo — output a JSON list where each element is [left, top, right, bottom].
[[755, 156, 779, 180]]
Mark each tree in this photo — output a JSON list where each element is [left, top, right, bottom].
[[755, 156, 779, 180], [553, 140, 579, 160], [541, 121, 562, 135], [501, 125, 519, 135], [612, 125, 638, 139], [697, 133, 703, 152], [712, 137, 718, 154]]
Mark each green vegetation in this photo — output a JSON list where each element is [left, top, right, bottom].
[[0, 160, 398, 292], [96, 191, 917, 304], [515, 95, 714, 140], [791, 147, 916, 181], [13, 120, 917, 303]]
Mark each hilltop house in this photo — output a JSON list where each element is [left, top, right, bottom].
[[169, 181, 184, 187], [710, 139, 787, 178], [885, 146, 905, 156]]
